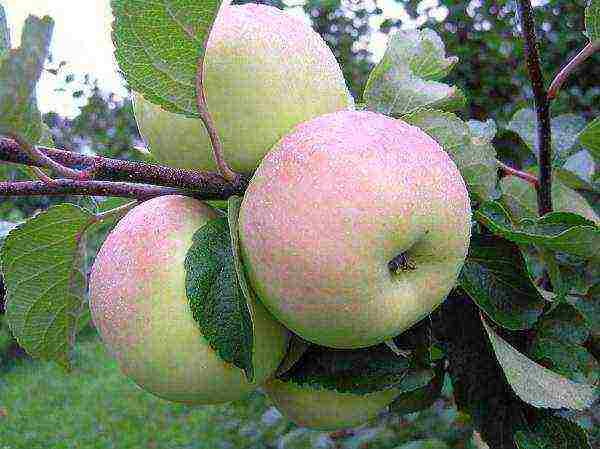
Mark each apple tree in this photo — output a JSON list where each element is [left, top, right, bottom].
[[0, 1, 599, 448]]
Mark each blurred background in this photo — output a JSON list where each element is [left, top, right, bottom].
[[1, 1, 599, 448]]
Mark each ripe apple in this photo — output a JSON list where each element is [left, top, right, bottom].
[[89, 195, 289, 404], [265, 379, 399, 430], [134, 3, 353, 174], [239, 110, 472, 349]]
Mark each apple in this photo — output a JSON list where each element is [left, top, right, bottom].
[[89, 195, 289, 404], [134, 3, 353, 174], [239, 110, 472, 349], [265, 379, 399, 430]]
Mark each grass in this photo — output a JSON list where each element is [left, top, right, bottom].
[[0, 330, 482, 449]]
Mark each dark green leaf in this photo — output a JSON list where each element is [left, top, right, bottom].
[[585, 0, 600, 42], [483, 318, 598, 410], [0, 204, 92, 369], [184, 215, 253, 380], [389, 365, 443, 415], [514, 415, 591, 449], [111, 0, 223, 116], [567, 284, 600, 335], [476, 201, 600, 259], [459, 233, 545, 329], [0, 14, 54, 144]]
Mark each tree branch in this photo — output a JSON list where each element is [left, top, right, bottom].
[[548, 41, 600, 100], [516, 0, 553, 216], [0, 136, 248, 199], [0, 179, 195, 200]]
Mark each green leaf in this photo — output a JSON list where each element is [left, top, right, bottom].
[[364, 29, 465, 117], [404, 110, 497, 201], [567, 283, 600, 335], [0, 3, 10, 57], [514, 415, 591, 449], [184, 214, 254, 380], [0, 204, 93, 369], [0, 14, 54, 144], [579, 116, 600, 162], [555, 150, 597, 192], [529, 303, 598, 385], [507, 109, 588, 163], [275, 334, 311, 377], [585, 0, 600, 42], [501, 174, 599, 225], [467, 119, 497, 143], [389, 365, 443, 415], [459, 233, 545, 330], [111, 0, 223, 117], [482, 318, 598, 410], [476, 201, 600, 259], [279, 342, 412, 395]]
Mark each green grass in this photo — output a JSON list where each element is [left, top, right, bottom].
[[0, 332, 476, 449]]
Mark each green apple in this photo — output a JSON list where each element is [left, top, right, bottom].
[[134, 3, 353, 174], [239, 110, 472, 349], [89, 195, 289, 404], [265, 379, 399, 431]]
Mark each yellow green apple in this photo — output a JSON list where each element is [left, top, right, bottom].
[[89, 195, 289, 404], [239, 110, 472, 349], [134, 3, 353, 174]]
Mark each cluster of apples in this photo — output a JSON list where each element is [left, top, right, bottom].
[[90, 3, 472, 431]]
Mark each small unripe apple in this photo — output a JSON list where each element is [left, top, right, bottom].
[[89, 195, 289, 404], [239, 110, 472, 349], [134, 3, 353, 173], [265, 379, 398, 431]]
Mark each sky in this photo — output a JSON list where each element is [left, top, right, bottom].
[[2, 0, 443, 118]]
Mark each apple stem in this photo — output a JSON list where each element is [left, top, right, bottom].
[[496, 161, 539, 187], [195, 53, 239, 183], [547, 41, 600, 101], [388, 252, 416, 275]]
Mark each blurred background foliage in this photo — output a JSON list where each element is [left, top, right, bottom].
[[1, 1, 599, 447]]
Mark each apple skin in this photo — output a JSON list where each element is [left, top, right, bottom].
[[89, 195, 289, 404], [265, 379, 398, 431], [133, 3, 353, 174], [239, 110, 472, 349]]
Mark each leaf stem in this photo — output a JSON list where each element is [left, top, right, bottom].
[[497, 161, 540, 187], [195, 54, 238, 182], [547, 41, 600, 100], [516, 0, 553, 216]]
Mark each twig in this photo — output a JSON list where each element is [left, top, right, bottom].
[[195, 54, 238, 182], [548, 41, 600, 100], [516, 0, 553, 216], [0, 179, 197, 200], [0, 136, 248, 199], [11, 134, 89, 180], [497, 161, 540, 187]]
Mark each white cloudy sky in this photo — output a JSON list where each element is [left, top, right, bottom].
[[2, 0, 443, 117]]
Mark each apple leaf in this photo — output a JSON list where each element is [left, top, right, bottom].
[[585, 0, 600, 42], [476, 201, 600, 260], [0, 14, 53, 144], [389, 366, 444, 415], [579, 116, 600, 163], [514, 416, 591, 449], [184, 214, 254, 381], [278, 342, 413, 395], [404, 110, 498, 202], [482, 318, 598, 410], [567, 283, 600, 335], [0, 4, 10, 57], [500, 175, 599, 225], [0, 205, 92, 370], [459, 233, 545, 330], [507, 109, 588, 164], [111, 0, 223, 117], [467, 119, 497, 143], [363, 29, 465, 117], [555, 151, 597, 192], [528, 303, 598, 385]]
